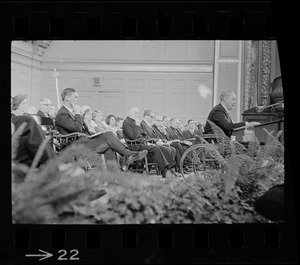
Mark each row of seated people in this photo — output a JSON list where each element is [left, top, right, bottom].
[[12, 88, 259, 178], [11, 90, 202, 178], [11, 92, 148, 174], [122, 107, 205, 173]]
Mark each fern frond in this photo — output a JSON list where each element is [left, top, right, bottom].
[[205, 146, 227, 166], [11, 122, 27, 161], [224, 154, 242, 194], [29, 136, 51, 172], [206, 120, 226, 142], [231, 141, 247, 155], [257, 129, 284, 165], [206, 120, 235, 157], [247, 136, 260, 157]]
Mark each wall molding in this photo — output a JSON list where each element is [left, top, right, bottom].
[[41, 61, 213, 73], [11, 51, 42, 70]]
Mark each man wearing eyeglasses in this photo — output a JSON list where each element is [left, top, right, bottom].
[[152, 115, 186, 170], [141, 110, 177, 171], [37, 97, 55, 133], [123, 107, 178, 178], [37, 98, 52, 117]]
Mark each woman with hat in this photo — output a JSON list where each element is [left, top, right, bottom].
[[11, 94, 28, 116]]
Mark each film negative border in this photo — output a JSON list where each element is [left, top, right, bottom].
[[1, 1, 298, 264], [1, 1, 280, 40]]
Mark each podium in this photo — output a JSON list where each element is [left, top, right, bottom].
[[242, 106, 283, 123], [232, 119, 284, 145]]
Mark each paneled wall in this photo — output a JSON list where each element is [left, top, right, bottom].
[[41, 65, 213, 124], [11, 40, 254, 125], [40, 40, 215, 124], [11, 41, 42, 106], [213, 41, 242, 123]]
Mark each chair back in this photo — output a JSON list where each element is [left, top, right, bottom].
[[53, 132, 83, 152], [202, 133, 226, 156]]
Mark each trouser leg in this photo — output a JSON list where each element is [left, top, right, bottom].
[[127, 144, 169, 171], [158, 145, 176, 169], [171, 142, 185, 156], [85, 131, 131, 156]]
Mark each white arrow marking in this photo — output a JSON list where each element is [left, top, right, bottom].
[[25, 249, 53, 261]]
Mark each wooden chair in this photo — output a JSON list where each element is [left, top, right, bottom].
[[52, 132, 94, 171], [125, 138, 160, 175]]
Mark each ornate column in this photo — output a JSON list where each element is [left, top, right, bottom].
[[242, 40, 272, 110], [258, 41, 272, 106], [243, 40, 259, 110]]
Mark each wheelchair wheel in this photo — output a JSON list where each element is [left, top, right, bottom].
[[180, 144, 223, 177]]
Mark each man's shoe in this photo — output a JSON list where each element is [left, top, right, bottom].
[[125, 150, 148, 166], [161, 168, 168, 178]]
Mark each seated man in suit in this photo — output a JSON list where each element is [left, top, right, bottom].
[[177, 119, 185, 134], [204, 90, 260, 137], [152, 115, 185, 168], [37, 97, 55, 133], [162, 116, 171, 130], [123, 107, 176, 178], [183, 119, 203, 139], [140, 110, 177, 168], [162, 116, 195, 144], [55, 88, 147, 166], [37, 98, 52, 118]]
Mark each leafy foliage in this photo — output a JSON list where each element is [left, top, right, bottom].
[[11, 121, 27, 161], [12, 126, 284, 224], [223, 130, 284, 204]]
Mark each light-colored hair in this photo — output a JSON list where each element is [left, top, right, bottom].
[[92, 109, 103, 120], [39, 97, 51, 105], [220, 90, 234, 102], [80, 105, 92, 116], [128, 107, 139, 116]]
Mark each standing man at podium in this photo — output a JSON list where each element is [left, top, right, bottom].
[[204, 90, 260, 137]]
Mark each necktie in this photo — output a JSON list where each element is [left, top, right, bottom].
[[227, 112, 233, 123]]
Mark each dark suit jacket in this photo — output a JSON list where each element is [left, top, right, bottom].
[[122, 117, 148, 140], [140, 120, 159, 139], [36, 110, 55, 130], [152, 124, 168, 140], [204, 103, 245, 137], [55, 106, 92, 135], [183, 129, 202, 139], [12, 115, 56, 167], [167, 126, 185, 140], [37, 109, 47, 117]]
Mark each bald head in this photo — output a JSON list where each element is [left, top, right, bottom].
[[170, 118, 179, 128], [220, 90, 236, 110], [128, 107, 140, 120]]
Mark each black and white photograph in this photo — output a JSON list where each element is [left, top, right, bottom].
[[11, 40, 284, 224]]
